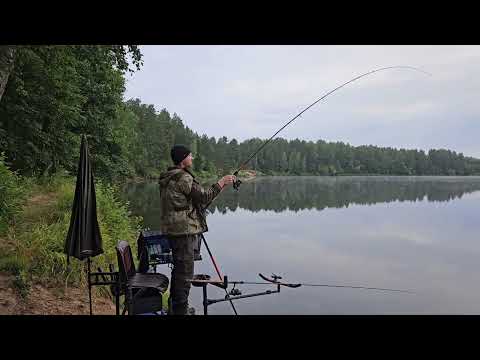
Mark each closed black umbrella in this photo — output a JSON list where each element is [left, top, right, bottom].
[[64, 134, 103, 314]]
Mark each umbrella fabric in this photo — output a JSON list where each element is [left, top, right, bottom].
[[64, 135, 103, 263]]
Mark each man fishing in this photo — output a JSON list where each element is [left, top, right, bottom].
[[158, 144, 236, 315], [157, 66, 425, 315]]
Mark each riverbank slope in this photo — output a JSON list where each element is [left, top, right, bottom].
[[0, 171, 142, 315]]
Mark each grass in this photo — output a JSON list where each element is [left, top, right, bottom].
[[0, 153, 32, 235], [0, 171, 143, 299], [0, 254, 31, 298]]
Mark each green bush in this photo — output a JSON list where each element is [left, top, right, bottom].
[[0, 255, 31, 298], [12, 270, 31, 298], [35, 169, 72, 193], [0, 255, 27, 275], [0, 153, 28, 234]]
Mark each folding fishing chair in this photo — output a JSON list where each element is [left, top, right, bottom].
[[116, 240, 169, 315], [88, 264, 121, 315]]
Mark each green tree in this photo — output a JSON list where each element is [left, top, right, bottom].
[[0, 45, 143, 180]]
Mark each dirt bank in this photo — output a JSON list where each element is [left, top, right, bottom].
[[0, 272, 116, 315]]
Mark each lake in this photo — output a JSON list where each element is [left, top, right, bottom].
[[120, 176, 480, 314]]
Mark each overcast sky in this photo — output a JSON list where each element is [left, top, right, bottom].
[[124, 45, 480, 158]]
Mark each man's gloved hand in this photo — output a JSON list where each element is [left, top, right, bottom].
[[217, 175, 237, 189]]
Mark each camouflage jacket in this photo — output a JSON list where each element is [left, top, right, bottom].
[[158, 167, 222, 236]]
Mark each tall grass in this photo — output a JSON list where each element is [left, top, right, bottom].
[[1, 171, 143, 297], [0, 153, 31, 234]]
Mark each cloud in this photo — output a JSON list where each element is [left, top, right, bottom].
[[124, 45, 480, 157]]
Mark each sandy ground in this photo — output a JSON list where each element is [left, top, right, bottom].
[[0, 272, 117, 315], [0, 190, 118, 315]]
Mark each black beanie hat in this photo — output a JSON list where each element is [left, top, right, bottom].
[[171, 144, 191, 165]]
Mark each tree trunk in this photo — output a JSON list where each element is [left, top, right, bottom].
[[0, 46, 16, 103]]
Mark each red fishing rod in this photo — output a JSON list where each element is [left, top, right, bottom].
[[200, 233, 238, 315]]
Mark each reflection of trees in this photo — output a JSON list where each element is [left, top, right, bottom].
[[119, 182, 161, 228], [209, 177, 480, 213], [121, 177, 480, 221]]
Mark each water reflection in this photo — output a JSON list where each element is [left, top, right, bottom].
[[121, 176, 480, 219], [120, 176, 480, 314]]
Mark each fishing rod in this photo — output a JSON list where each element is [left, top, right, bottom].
[[194, 66, 427, 315], [229, 65, 431, 191]]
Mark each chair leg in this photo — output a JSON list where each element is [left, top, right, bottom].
[[122, 303, 128, 315], [159, 292, 163, 314], [115, 291, 120, 315], [127, 288, 133, 315]]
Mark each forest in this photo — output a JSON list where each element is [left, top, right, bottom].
[[1, 45, 480, 182]]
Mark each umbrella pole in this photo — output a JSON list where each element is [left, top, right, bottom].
[[88, 258, 92, 315]]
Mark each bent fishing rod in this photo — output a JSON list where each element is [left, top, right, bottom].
[[227, 65, 431, 191], [198, 66, 427, 315]]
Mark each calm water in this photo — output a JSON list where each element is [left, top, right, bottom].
[[120, 176, 480, 314]]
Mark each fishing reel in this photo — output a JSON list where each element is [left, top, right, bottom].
[[233, 170, 242, 191], [271, 273, 282, 282], [229, 288, 242, 296], [226, 283, 242, 298]]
